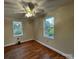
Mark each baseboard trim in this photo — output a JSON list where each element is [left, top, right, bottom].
[[35, 40, 73, 59], [21, 39, 34, 43], [4, 42, 15, 47], [4, 39, 34, 47]]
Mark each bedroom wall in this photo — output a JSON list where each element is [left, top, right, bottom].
[[34, 2, 74, 55], [4, 17, 34, 46]]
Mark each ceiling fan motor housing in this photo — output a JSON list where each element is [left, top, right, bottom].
[[27, 2, 35, 10]]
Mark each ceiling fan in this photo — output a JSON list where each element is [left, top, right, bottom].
[[17, 0, 46, 18], [4, 0, 47, 18]]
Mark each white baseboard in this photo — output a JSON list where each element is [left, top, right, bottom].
[[35, 40, 73, 59], [21, 39, 33, 43], [4, 39, 34, 47], [4, 42, 15, 47]]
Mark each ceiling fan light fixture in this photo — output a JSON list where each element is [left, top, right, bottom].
[[21, 1, 44, 18], [25, 13, 33, 17], [25, 6, 35, 18]]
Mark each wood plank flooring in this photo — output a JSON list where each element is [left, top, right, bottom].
[[4, 40, 66, 59]]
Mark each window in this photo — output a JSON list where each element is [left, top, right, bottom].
[[13, 21, 23, 37], [44, 16, 54, 39]]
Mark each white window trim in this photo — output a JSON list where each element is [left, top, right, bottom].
[[13, 21, 23, 37], [43, 17, 54, 39]]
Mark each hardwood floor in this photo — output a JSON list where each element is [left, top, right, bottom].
[[4, 40, 66, 59]]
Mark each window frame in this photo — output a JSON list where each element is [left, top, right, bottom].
[[43, 16, 55, 39], [12, 21, 23, 37]]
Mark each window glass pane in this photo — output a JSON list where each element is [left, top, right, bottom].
[[13, 21, 23, 37], [44, 16, 54, 39]]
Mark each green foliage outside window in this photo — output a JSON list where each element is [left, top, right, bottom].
[[44, 16, 54, 39]]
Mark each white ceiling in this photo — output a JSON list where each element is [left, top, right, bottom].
[[4, 0, 73, 18]]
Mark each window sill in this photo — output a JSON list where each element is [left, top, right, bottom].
[[44, 35, 54, 40]]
